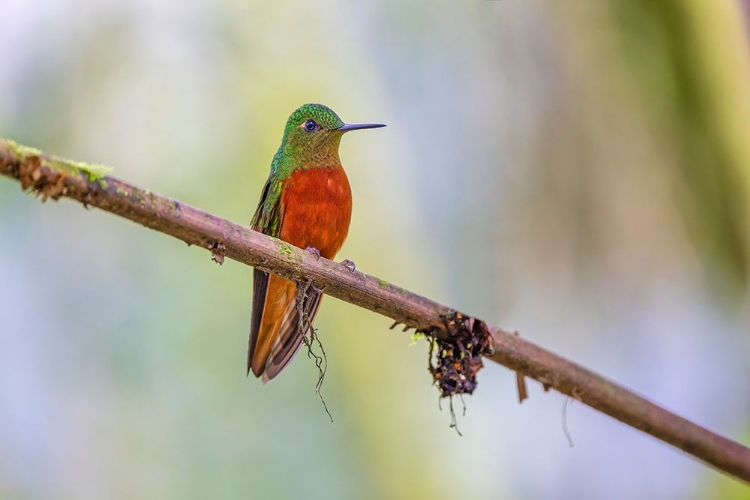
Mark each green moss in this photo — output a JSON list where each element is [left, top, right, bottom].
[[279, 242, 293, 259], [378, 278, 389, 289], [7, 139, 41, 159], [409, 332, 426, 346], [6, 139, 113, 181], [50, 158, 112, 181]]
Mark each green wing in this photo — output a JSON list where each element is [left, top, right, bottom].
[[250, 174, 283, 236]]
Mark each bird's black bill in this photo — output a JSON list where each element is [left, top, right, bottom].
[[337, 122, 386, 132]]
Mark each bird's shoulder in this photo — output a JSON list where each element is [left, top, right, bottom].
[[250, 172, 285, 236]]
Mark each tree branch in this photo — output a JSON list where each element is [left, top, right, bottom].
[[1, 138, 748, 484]]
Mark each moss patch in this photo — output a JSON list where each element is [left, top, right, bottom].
[[7, 139, 112, 182], [279, 242, 294, 259]]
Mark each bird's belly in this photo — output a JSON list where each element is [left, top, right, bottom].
[[279, 167, 353, 260]]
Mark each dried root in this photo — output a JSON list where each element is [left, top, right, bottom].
[[209, 241, 226, 265], [295, 280, 332, 422], [419, 311, 493, 399]]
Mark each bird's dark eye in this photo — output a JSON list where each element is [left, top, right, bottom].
[[303, 119, 318, 132]]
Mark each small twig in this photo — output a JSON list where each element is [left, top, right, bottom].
[[513, 331, 529, 403]]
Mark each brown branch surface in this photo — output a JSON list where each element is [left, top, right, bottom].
[[1, 138, 749, 484]]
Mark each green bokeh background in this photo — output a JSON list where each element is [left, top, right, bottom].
[[1, 1, 750, 498]]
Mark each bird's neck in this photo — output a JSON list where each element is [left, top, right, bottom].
[[272, 146, 343, 180]]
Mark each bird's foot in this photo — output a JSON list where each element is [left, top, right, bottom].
[[305, 247, 322, 261], [341, 259, 356, 272]]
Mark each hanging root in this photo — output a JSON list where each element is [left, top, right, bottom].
[[295, 280, 332, 422], [562, 396, 575, 447]]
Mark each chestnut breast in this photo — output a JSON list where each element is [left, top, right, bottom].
[[278, 166, 352, 259]]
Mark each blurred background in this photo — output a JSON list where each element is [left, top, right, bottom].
[[1, 0, 750, 498]]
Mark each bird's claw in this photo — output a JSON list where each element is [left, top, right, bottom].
[[341, 259, 356, 272], [305, 247, 321, 261]]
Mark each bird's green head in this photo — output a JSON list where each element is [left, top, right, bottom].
[[273, 103, 384, 175]]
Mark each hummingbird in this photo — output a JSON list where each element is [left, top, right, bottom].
[[247, 103, 385, 382]]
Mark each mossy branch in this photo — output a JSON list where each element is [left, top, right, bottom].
[[1, 138, 749, 484]]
